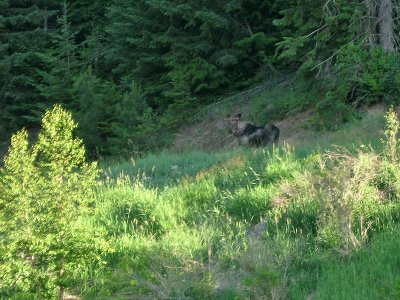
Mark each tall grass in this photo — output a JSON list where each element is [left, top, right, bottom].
[[67, 108, 400, 299], [294, 107, 386, 157], [101, 150, 240, 188], [315, 226, 400, 300]]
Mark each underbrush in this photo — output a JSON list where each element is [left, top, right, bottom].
[[249, 77, 321, 124], [101, 151, 238, 188], [69, 108, 400, 299], [294, 107, 385, 157]]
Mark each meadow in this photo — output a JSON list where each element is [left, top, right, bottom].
[[77, 107, 399, 299], [1, 100, 400, 300]]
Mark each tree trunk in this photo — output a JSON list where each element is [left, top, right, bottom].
[[379, 0, 394, 51], [364, 0, 378, 48], [58, 258, 65, 300], [38, 284, 42, 300]]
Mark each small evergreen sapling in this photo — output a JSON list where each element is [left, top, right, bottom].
[[0, 105, 101, 299]]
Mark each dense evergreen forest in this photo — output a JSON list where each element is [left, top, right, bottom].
[[1, 0, 399, 157]]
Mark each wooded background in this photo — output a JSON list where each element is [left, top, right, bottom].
[[1, 0, 399, 157]]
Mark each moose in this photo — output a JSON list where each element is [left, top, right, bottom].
[[226, 113, 280, 147]]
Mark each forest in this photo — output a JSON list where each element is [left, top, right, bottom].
[[1, 0, 400, 299], [1, 0, 399, 157]]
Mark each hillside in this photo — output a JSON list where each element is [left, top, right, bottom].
[[2, 93, 400, 299], [96, 104, 399, 300], [171, 77, 387, 154]]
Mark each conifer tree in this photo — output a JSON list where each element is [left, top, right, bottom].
[[37, 0, 78, 107], [0, 0, 60, 132], [274, 1, 399, 74], [0, 105, 101, 299], [110, 81, 158, 157], [73, 67, 120, 157], [274, 0, 366, 75], [105, 0, 284, 118]]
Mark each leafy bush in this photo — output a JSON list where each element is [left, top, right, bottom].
[[307, 44, 400, 130]]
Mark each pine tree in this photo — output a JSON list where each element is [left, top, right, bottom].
[[36, 0, 78, 107], [0, 105, 101, 299], [0, 0, 60, 132], [110, 81, 158, 157], [69, 0, 108, 39], [73, 67, 120, 157], [274, 0, 366, 75], [105, 0, 285, 124]]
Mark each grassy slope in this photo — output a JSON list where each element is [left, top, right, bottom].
[[85, 91, 400, 300], [1, 77, 398, 300], [316, 227, 400, 300], [171, 76, 385, 155]]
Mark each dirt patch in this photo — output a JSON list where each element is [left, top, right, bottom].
[[171, 102, 394, 153], [171, 109, 315, 152], [274, 110, 312, 146], [171, 117, 236, 152]]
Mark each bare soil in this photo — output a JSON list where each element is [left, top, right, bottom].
[[171, 101, 391, 153], [171, 109, 315, 152]]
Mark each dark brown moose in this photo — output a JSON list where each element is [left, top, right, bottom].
[[226, 113, 280, 147]]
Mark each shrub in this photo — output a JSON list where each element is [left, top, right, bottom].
[[0, 105, 102, 299], [270, 108, 400, 251]]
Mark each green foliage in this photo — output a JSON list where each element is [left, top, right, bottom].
[[1, 0, 399, 159], [36, 0, 77, 106], [22, 105, 394, 299], [274, 0, 366, 75], [263, 145, 304, 183], [333, 43, 400, 106], [102, 150, 236, 188], [95, 183, 163, 238], [247, 77, 320, 127], [105, 0, 283, 119], [73, 67, 120, 157], [0, 105, 103, 298], [269, 109, 400, 251], [0, 1, 60, 131], [110, 81, 159, 157], [383, 107, 400, 164], [306, 44, 400, 130], [310, 89, 360, 131], [223, 186, 271, 221]]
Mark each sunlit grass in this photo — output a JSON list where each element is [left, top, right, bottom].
[[83, 106, 400, 299]]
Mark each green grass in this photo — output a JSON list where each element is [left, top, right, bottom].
[[2, 80, 398, 299], [71, 104, 398, 300], [249, 77, 322, 124], [100, 106, 385, 190], [79, 106, 400, 299], [294, 107, 386, 157], [100, 150, 240, 188], [315, 226, 400, 300]]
